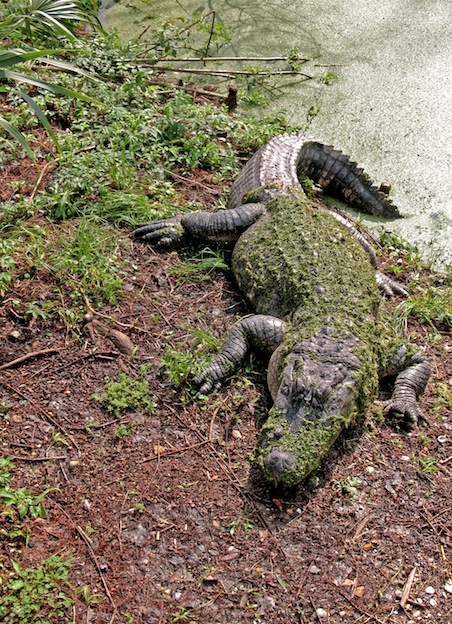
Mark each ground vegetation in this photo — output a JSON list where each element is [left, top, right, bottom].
[[1, 4, 451, 623]]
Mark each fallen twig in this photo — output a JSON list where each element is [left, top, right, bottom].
[[9, 454, 68, 462], [0, 348, 60, 371], [149, 66, 312, 79], [148, 55, 310, 63]]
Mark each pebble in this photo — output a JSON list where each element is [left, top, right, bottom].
[[365, 466, 375, 474], [401, 455, 411, 461], [444, 580, 452, 593], [309, 564, 321, 574], [429, 598, 437, 607], [316, 608, 328, 619], [425, 586, 435, 594]]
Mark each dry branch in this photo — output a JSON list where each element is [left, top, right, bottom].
[[0, 348, 60, 371]]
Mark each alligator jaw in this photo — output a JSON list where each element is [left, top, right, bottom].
[[263, 448, 297, 478], [258, 329, 366, 487]]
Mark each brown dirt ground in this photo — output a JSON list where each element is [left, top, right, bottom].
[[1, 143, 451, 624]]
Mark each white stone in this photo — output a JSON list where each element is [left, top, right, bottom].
[[316, 608, 328, 619], [425, 586, 435, 594], [444, 580, 452, 593]]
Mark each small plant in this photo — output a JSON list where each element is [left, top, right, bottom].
[[0, 239, 19, 295], [171, 606, 193, 623], [93, 365, 156, 417], [76, 584, 102, 605], [417, 456, 438, 476], [332, 476, 362, 497], [113, 421, 138, 438], [432, 382, 452, 418], [170, 247, 228, 284], [161, 327, 219, 386], [0, 555, 74, 623], [395, 286, 452, 330], [0, 457, 53, 519]]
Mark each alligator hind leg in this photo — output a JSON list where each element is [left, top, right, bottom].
[[194, 315, 286, 394]]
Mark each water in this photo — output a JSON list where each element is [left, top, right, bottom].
[[101, 0, 452, 268]]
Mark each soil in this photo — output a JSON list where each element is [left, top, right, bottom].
[[1, 143, 451, 624]]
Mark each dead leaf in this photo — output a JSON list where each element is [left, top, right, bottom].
[[272, 498, 283, 512], [153, 444, 166, 455], [220, 552, 239, 562], [259, 529, 269, 542], [89, 319, 136, 356], [353, 586, 365, 598]]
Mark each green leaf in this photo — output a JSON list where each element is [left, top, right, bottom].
[[19, 90, 62, 153], [0, 117, 35, 159], [4, 69, 101, 103]]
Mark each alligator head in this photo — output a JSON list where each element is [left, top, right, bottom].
[[258, 328, 365, 487]]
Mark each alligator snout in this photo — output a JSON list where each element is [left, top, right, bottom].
[[264, 447, 296, 477]]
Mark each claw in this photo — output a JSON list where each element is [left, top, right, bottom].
[[133, 218, 184, 245], [384, 400, 429, 428], [376, 272, 409, 298]]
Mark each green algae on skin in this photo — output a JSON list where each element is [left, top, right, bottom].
[[231, 195, 393, 485]]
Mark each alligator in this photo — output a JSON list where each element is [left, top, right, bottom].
[[134, 133, 431, 487]]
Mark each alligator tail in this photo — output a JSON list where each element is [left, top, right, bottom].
[[296, 141, 400, 218], [228, 133, 401, 219]]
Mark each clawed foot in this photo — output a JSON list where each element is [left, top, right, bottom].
[[133, 218, 184, 246], [376, 271, 409, 298], [193, 368, 222, 395], [384, 399, 429, 428]]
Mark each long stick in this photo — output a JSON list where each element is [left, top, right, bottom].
[[147, 55, 309, 63], [151, 66, 312, 78], [0, 348, 60, 371]]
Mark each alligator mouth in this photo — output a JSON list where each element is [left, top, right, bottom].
[[263, 447, 297, 479]]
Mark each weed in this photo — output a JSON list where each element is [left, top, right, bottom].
[[0, 239, 19, 295], [171, 606, 192, 622], [226, 517, 257, 536], [93, 365, 156, 417], [170, 247, 228, 284], [0, 555, 74, 623], [114, 421, 138, 438], [320, 70, 338, 85], [332, 476, 362, 497], [76, 584, 102, 605], [417, 456, 438, 475], [161, 326, 219, 386], [432, 382, 452, 419], [51, 218, 122, 307], [0, 457, 54, 519], [395, 286, 452, 330]]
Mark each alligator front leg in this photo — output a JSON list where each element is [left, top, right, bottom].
[[134, 203, 266, 245], [381, 347, 431, 426], [194, 315, 286, 394]]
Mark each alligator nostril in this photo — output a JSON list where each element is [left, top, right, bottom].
[[264, 448, 296, 476]]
